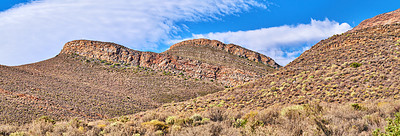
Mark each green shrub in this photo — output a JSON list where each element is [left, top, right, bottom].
[[9, 132, 27, 136], [350, 62, 362, 68], [118, 116, 129, 123], [190, 114, 202, 122], [165, 116, 177, 125], [351, 103, 363, 111], [233, 119, 247, 128], [373, 112, 400, 136], [141, 120, 168, 131], [38, 116, 55, 124]]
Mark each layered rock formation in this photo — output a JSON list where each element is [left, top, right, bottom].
[[170, 39, 280, 69], [60, 39, 279, 86]]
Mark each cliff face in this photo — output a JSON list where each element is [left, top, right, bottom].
[[352, 8, 400, 31], [170, 39, 281, 69], [60, 39, 278, 86]]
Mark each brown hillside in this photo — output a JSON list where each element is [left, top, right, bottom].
[[4, 8, 400, 136], [352, 8, 400, 31], [79, 9, 400, 136], [0, 39, 277, 124], [157, 21, 400, 115], [0, 54, 223, 124]]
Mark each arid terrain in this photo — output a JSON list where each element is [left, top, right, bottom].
[[1, 8, 400, 136], [0, 38, 278, 125]]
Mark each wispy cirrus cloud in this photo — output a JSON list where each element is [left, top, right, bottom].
[[188, 19, 352, 65], [0, 0, 266, 66]]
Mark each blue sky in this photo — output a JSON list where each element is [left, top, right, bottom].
[[0, 0, 399, 66]]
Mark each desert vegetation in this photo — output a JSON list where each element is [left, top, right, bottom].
[[1, 100, 400, 136], [2, 9, 400, 136], [0, 54, 223, 125]]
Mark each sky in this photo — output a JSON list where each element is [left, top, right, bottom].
[[0, 0, 399, 66]]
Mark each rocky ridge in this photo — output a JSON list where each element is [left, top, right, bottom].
[[352, 8, 400, 31], [169, 39, 280, 69], [61, 39, 279, 86]]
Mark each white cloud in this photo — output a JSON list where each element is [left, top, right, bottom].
[[190, 19, 352, 66], [0, 0, 265, 66]]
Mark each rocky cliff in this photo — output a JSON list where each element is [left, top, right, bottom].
[[60, 39, 278, 86], [170, 39, 280, 69]]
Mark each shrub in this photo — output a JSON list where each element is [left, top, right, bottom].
[[207, 108, 224, 122], [9, 132, 27, 136], [118, 116, 129, 123], [38, 116, 55, 124], [233, 119, 247, 128], [350, 62, 362, 68], [351, 103, 363, 111], [191, 114, 202, 122], [373, 112, 400, 136], [141, 120, 168, 131], [166, 116, 177, 125], [243, 111, 258, 121]]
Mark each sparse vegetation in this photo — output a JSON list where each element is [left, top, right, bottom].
[[2, 100, 400, 135], [2, 10, 400, 136], [350, 62, 362, 68], [0, 54, 224, 125]]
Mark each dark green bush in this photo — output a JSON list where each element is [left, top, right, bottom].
[[350, 62, 362, 68]]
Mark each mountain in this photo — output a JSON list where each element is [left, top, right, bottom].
[[63, 8, 400, 136], [161, 9, 400, 113], [3, 8, 400, 136], [62, 39, 279, 86], [352, 8, 400, 31], [0, 39, 278, 124]]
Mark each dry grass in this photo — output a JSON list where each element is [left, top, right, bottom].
[[2, 100, 399, 136], [0, 54, 224, 125]]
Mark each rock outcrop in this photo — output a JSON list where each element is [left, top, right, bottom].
[[170, 39, 281, 69], [352, 8, 400, 31], [60, 39, 278, 86]]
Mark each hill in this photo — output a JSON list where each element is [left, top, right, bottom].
[[0, 39, 278, 125], [3, 8, 400, 136], [32, 8, 400, 136], [352, 8, 400, 31]]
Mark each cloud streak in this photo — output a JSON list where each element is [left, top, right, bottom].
[[0, 0, 265, 66], [190, 19, 352, 65]]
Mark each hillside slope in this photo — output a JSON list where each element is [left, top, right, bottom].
[[2, 8, 400, 136], [353, 8, 400, 31], [108, 8, 400, 136], [159, 18, 400, 114], [0, 54, 223, 124], [0, 39, 278, 124]]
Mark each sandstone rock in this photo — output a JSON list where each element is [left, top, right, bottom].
[[60, 39, 278, 86], [170, 39, 281, 69]]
